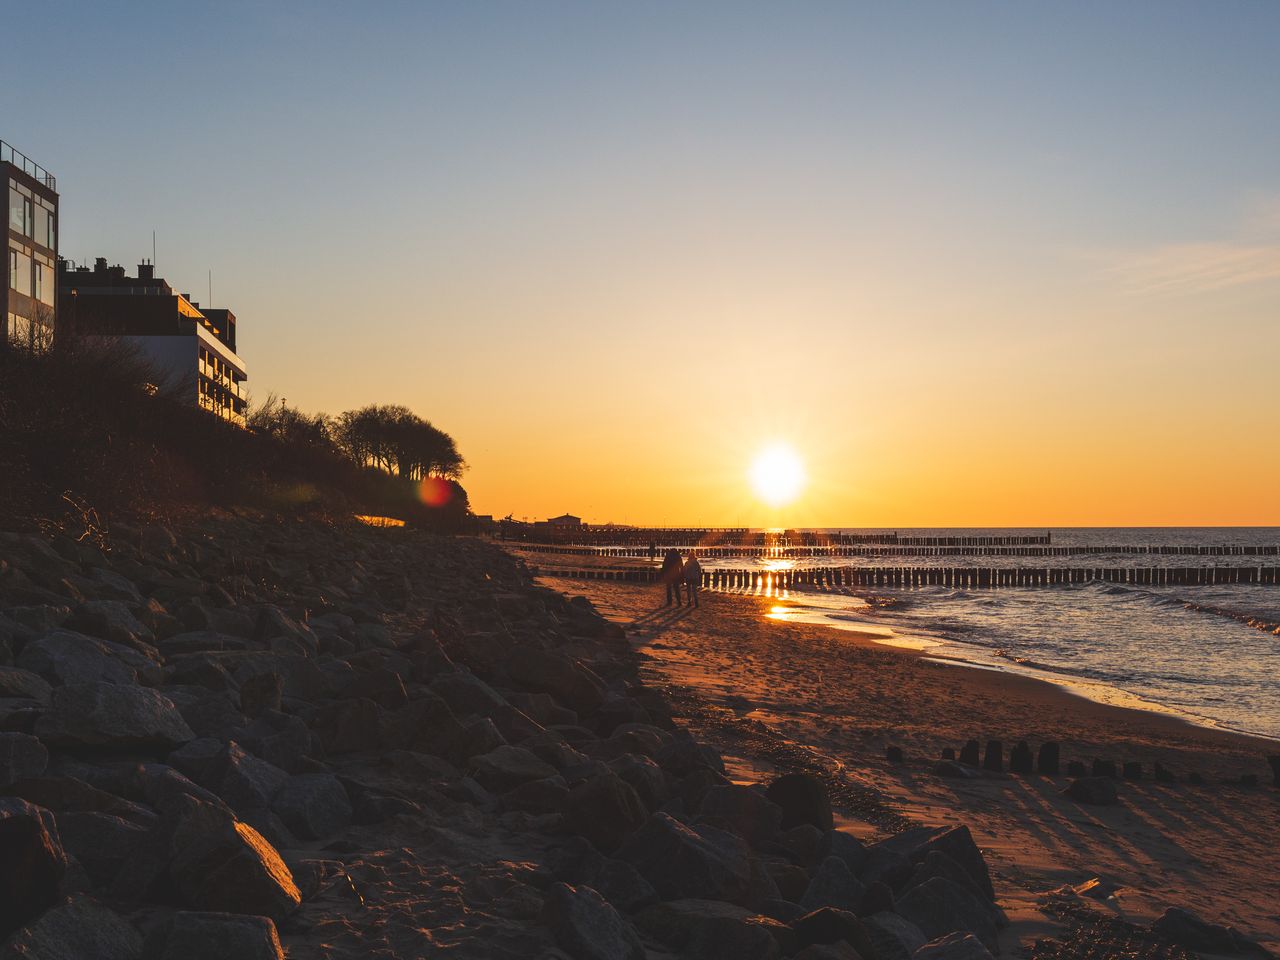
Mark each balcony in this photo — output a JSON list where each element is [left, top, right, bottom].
[[1, 140, 56, 190]]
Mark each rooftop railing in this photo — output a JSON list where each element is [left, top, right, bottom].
[[1, 140, 56, 190]]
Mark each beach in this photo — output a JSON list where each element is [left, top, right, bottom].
[[537, 569, 1280, 955]]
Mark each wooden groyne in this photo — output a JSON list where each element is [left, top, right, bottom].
[[502, 527, 1051, 548], [544, 565, 1280, 589], [519, 542, 1280, 559]]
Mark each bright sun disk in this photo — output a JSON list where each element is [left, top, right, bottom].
[[749, 443, 806, 507]]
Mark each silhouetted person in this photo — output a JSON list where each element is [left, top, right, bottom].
[[660, 548, 684, 606], [683, 550, 702, 608], [647, 541, 657, 562]]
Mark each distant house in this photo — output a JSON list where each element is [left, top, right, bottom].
[[58, 258, 247, 427], [546, 514, 582, 527]]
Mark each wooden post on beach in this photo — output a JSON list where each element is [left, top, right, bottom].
[[983, 740, 1003, 771], [1037, 742, 1060, 775], [1010, 741, 1034, 774], [960, 740, 980, 766]]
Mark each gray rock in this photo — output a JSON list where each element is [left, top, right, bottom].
[[314, 698, 383, 754], [17, 630, 143, 687], [765, 773, 833, 832], [66, 600, 155, 646], [0, 798, 67, 936], [165, 797, 301, 921], [563, 770, 649, 854], [634, 898, 784, 959], [470, 745, 558, 792], [895, 877, 998, 953], [167, 738, 226, 782], [617, 812, 754, 904], [430, 670, 508, 716], [504, 646, 606, 712], [503, 775, 570, 814], [1152, 906, 1271, 958], [699, 783, 783, 846], [1064, 777, 1119, 805], [791, 907, 877, 956], [202, 742, 288, 818], [863, 911, 929, 960], [0, 895, 142, 959], [800, 855, 866, 913], [608, 752, 669, 811], [542, 882, 645, 960], [0, 667, 52, 703], [914, 931, 996, 960], [143, 911, 284, 960], [238, 712, 315, 773], [0, 733, 48, 786], [271, 773, 353, 840], [54, 811, 149, 887], [35, 683, 195, 751]]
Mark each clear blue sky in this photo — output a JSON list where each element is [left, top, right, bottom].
[[8, 2, 1279, 523]]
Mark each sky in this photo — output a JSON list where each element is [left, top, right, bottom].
[[8, 1, 1279, 526]]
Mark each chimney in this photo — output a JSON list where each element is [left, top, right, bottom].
[[138, 261, 154, 280]]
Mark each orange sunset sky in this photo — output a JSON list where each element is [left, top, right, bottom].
[[13, 4, 1279, 527]]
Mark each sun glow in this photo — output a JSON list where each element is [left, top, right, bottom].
[[749, 443, 807, 507]]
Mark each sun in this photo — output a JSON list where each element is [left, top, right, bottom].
[[749, 443, 806, 507]]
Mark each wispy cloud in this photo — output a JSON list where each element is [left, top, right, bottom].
[[1110, 242, 1280, 295]]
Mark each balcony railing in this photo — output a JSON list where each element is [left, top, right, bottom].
[[1, 140, 56, 190]]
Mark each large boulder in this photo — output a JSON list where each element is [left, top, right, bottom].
[[0, 895, 142, 959], [915, 931, 996, 960], [894, 877, 998, 953], [202, 743, 289, 819], [470, 745, 559, 792], [542, 883, 645, 960], [0, 667, 52, 703], [617, 813, 754, 904], [66, 600, 155, 647], [0, 799, 67, 937], [799, 856, 866, 913], [54, 812, 149, 887], [0, 733, 48, 787], [35, 683, 194, 751], [861, 911, 928, 960], [17, 630, 148, 687], [765, 773, 833, 832], [142, 911, 284, 960], [271, 773, 353, 840], [699, 784, 783, 846], [791, 907, 878, 957], [115, 794, 300, 922], [504, 646, 606, 712], [563, 771, 648, 854], [1151, 906, 1271, 958], [634, 899, 786, 959]]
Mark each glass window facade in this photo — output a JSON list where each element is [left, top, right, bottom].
[[10, 246, 31, 296], [34, 259, 53, 305], [7, 187, 22, 233]]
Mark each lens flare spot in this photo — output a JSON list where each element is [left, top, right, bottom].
[[418, 476, 454, 508]]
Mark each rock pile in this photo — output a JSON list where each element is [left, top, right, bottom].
[[1, 515, 1009, 958]]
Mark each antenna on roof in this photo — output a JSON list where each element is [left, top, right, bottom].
[[152, 230, 156, 267]]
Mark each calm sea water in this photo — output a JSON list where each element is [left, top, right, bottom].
[[702, 528, 1280, 740]]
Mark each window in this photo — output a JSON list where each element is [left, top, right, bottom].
[[22, 197, 33, 237], [10, 248, 31, 296], [45, 210, 55, 249], [7, 189, 21, 233], [34, 260, 53, 305]]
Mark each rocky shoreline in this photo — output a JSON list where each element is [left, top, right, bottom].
[[0, 516, 1266, 959]]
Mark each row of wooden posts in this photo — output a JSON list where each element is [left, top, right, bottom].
[[523, 542, 1280, 559], [507, 530, 1050, 548], [552, 565, 1280, 588]]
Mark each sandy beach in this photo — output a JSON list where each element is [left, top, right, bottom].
[[538, 569, 1280, 955]]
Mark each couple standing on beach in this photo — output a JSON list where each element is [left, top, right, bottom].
[[659, 547, 702, 608]]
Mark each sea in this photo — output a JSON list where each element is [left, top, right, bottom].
[[696, 528, 1280, 741]]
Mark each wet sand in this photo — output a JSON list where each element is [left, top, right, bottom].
[[539, 573, 1280, 955]]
